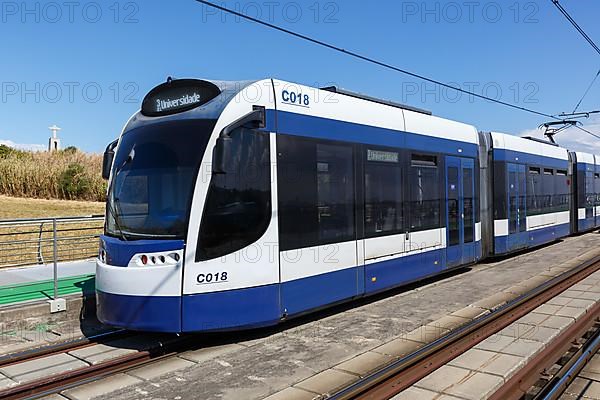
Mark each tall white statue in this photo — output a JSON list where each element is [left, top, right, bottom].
[[48, 125, 61, 152]]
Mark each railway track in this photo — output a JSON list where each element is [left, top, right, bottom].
[[0, 329, 125, 369], [520, 320, 600, 400], [330, 254, 600, 400], [0, 329, 187, 400]]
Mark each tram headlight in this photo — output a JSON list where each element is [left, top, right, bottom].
[[132, 251, 183, 267]]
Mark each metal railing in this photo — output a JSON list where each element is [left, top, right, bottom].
[[0, 215, 105, 270]]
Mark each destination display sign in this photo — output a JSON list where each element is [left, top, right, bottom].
[[367, 149, 399, 163], [141, 79, 221, 117]]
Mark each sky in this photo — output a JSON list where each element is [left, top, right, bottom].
[[0, 0, 599, 153]]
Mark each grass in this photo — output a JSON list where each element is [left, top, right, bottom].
[[0, 195, 104, 220]]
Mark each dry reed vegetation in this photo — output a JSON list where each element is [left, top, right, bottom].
[[0, 146, 106, 202]]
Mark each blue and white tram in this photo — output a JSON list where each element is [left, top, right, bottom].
[[570, 151, 600, 233], [487, 132, 571, 255], [96, 78, 484, 332]]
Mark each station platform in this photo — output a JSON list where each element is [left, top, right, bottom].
[[0, 259, 95, 306], [0, 259, 101, 359]]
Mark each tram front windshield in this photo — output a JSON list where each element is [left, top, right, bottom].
[[106, 119, 216, 239]]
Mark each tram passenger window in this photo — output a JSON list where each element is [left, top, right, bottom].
[[554, 170, 569, 212], [365, 149, 403, 237], [197, 128, 271, 261], [528, 166, 541, 215], [542, 168, 554, 211], [586, 173, 595, 218], [316, 144, 355, 243], [277, 136, 355, 251], [409, 154, 440, 231]]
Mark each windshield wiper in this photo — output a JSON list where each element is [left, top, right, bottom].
[[118, 230, 180, 239], [106, 195, 128, 242], [106, 148, 135, 242]]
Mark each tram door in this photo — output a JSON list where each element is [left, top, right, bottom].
[[445, 156, 475, 268], [508, 163, 527, 250]]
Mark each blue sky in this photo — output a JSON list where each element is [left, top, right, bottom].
[[0, 0, 599, 152]]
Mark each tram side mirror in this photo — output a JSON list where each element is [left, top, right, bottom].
[[213, 136, 232, 174], [102, 140, 118, 180]]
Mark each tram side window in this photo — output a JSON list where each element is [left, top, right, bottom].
[[527, 167, 541, 215], [278, 136, 355, 251], [542, 168, 554, 212], [555, 170, 569, 212], [364, 149, 403, 237], [317, 144, 355, 243], [586, 172, 595, 218], [197, 128, 271, 261], [409, 154, 440, 231]]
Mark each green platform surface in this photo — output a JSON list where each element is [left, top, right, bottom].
[[0, 274, 95, 305]]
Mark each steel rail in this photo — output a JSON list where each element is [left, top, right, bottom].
[[490, 306, 600, 399], [26, 351, 176, 400], [0, 348, 154, 400], [0, 329, 126, 368], [330, 254, 600, 400], [0, 333, 191, 400], [534, 322, 600, 400]]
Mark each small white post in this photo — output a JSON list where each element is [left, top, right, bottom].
[[48, 219, 66, 313]]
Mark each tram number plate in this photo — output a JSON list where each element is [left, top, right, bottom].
[[196, 272, 228, 285], [282, 90, 310, 107]]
